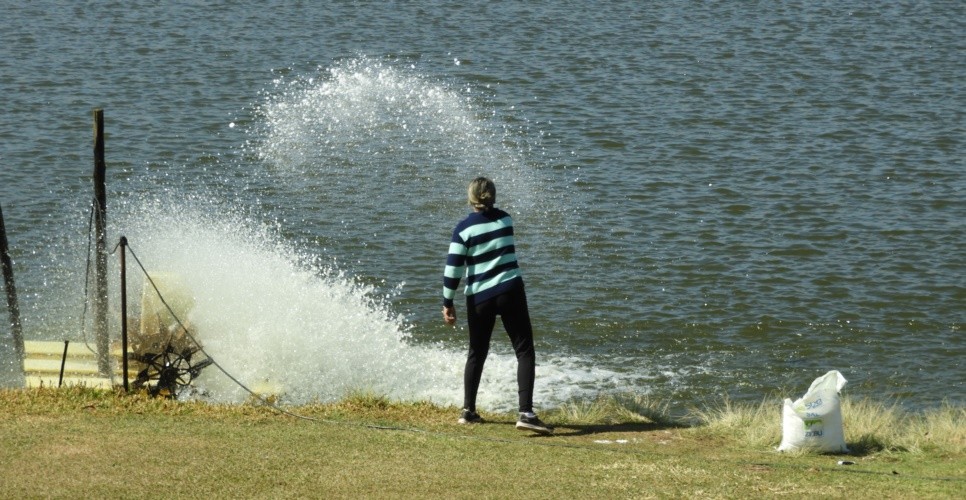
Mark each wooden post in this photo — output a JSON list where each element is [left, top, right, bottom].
[[59, 340, 69, 388], [93, 109, 110, 377], [119, 236, 129, 392], [0, 203, 26, 376]]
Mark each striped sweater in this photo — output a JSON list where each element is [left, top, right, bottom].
[[443, 208, 522, 307]]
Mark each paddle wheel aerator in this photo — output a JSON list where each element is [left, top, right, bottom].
[[132, 340, 212, 398], [131, 273, 212, 398]]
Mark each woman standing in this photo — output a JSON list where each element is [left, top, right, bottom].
[[442, 177, 552, 435]]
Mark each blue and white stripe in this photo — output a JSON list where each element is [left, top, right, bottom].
[[443, 209, 522, 307]]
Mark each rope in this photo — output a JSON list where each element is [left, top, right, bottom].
[[77, 200, 98, 355]]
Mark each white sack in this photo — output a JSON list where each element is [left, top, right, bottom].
[[778, 370, 849, 453]]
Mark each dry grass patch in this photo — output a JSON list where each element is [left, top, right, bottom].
[[1, 387, 963, 498]]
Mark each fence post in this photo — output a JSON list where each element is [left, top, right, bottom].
[[0, 203, 26, 382], [93, 109, 110, 377], [119, 236, 129, 392]]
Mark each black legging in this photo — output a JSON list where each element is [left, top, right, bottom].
[[463, 282, 536, 414]]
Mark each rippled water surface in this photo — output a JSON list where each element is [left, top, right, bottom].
[[0, 1, 962, 411]]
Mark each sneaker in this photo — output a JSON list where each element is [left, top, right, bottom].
[[516, 413, 553, 435], [458, 409, 483, 424]]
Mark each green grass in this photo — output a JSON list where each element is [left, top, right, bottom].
[[1, 387, 962, 498]]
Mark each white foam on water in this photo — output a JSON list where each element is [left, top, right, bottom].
[[114, 200, 643, 411]]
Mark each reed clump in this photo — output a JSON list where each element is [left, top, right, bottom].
[[682, 394, 964, 456], [551, 393, 678, 427]]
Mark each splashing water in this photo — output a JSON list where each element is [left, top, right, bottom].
[[115, 200, 456, 405], [108, 58, 640, 411], [248, 57, 543, 216], [115, 200, 634, 410]]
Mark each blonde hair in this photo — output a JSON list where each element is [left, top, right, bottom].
[[467, 177, 496, 210]]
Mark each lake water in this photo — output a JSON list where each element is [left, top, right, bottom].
[[0, 1, 962, 413]]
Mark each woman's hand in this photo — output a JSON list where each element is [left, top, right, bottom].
[[442, 306, 457, 326]]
